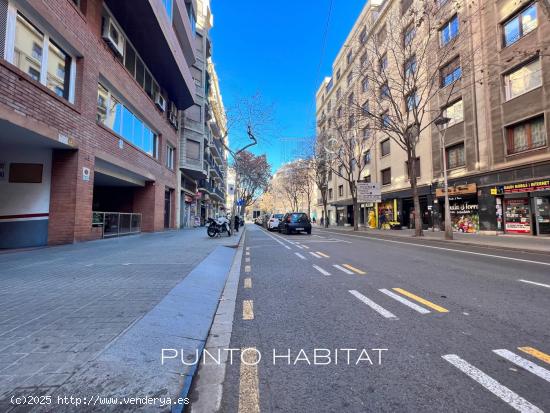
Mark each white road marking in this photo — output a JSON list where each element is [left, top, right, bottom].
[[295, 244, 304, 250], [244, 278, 252, 288], [493, 349, 550, 383], [246, 251, 250, 256], [333, 264, 354, 274], [518, 279, 550, 289], [295, 252, 306, 260], [312, 265, 331, 276], [379, 289, 431, 314], [245, 265, 251, 273], [245, 257, 250, 263], [309, 252, 321, 258], [348, 290, 397, 319], [442, 354, 542, 413], [262, 231, 292, 249], [321, 230, 550, 267]]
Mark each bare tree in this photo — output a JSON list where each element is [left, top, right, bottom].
[[235, 151, 271, 216], [311, 138, 331, 227], [342, 0, 485, 236]]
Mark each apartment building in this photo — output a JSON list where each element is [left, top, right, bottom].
[[315, 0, 550, 236], [178, 0, 226, 228], [0, 0, 197, 249]]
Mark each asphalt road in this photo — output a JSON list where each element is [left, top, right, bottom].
[[220, 224, 550, 412]]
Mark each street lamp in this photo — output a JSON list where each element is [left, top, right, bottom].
[[435, 115, 453, 240]]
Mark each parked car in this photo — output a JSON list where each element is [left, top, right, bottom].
[[267, 213, 284, 231], [278, 212, 312, 235], [255, 215, 264, 225]]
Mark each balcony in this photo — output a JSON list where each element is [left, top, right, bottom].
[[211, 186, 225, 202], [105, 0, 195, 110], [198, 179, 213, 194], [211, 136, 224, 158]]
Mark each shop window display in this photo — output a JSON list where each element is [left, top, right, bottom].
[[504, 198, 531, 234]]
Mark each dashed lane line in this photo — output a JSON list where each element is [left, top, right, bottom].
[[312, 265, 331, 276], [518, 279, 550, 289], [349, 290, 397, 319], [295, 252, 306, 260], [245, 265, 251, 273], [342, 264, 366, 275], [494, 349, 550, 383], [244, 278, 252, 289], [392, 288, 449, 313], [262, 230, 291, 250], [238, 347, 260, 413], [309, 252, 322, 258], [518, 347, 550, 365], [316, 251, 329, 258], [442, 354, 542, 413], [242, 300, 254, 320], [333, 264, 354, 274], [379, 288, 431, 314]]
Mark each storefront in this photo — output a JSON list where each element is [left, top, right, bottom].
[[436, 183, 479, 233], [491, 179, 550, 236]]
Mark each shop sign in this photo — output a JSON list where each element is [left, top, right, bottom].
[[357, 182, 381, 203], [449, 200, 479, 233], [436, 183, 476, 197], [500, 180, 550, 194]]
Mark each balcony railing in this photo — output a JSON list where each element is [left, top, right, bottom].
[[198, 179, 213, 193], [92, 212, 142, 238]]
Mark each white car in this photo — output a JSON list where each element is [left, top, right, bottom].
[[267, 213, 284, 231]]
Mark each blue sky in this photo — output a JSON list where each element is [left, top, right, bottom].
[[210, 0, 366, 171]]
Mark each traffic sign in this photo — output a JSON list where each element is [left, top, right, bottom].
[[357, 182, 381, 203]]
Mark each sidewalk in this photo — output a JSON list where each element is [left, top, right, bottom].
[[0, 227, 244, 412], [316, 225, 550, 254]]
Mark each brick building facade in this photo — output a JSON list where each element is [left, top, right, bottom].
[[0, 0, 196, 248]]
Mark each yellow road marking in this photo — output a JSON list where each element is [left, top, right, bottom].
[[393, 288, 449, 313], [244, 278, 252, 288], [342, 264, 366, 275], [518, 347, 550, 365], [243, 300, 254, 320], [316, 251, 329, 258], [238, 347, 261, 413]]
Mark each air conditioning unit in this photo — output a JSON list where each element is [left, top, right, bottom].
[[155, 93, 167, 112], [102, 17, 124, 57]]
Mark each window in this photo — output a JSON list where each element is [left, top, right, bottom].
[[503, 3, 537, 47], [406, 91, 418, 112], [166, 145, 175, 170], [336, 88, 341, 100], [12, 13, 74, 101], [446, 143, 465, 168], [404, 23, 416, 46], [360, 52, 368, 68], [338, 185, 344, 197], [363, 150, 371, 165], [379, 54, 388, 72], [440, 15, 459, 45], [440, 57, 462, 87], [360, 27, 367, 44], [405, 157, 421, 178], [405, 55, 416, 77], [442, 99, 464, 127], [347, 71, 353, 87], [186, 140, 201, 160], [362, 78, 369, 92], [97, 83, 158, 158], [504, 59, 542, 100], [347, 50, 353, 65], [362, 101, 370, 115], [336, 69, 341, 80], [327, 100, 332, 111], [506, 116, 546, 155], [328, 188, 333, 199], [380, 83, 390, 99], [381, 139, 390, 156], [364, 175, 372, 183], [363, 126, 371, 140], [381, 112, 391, 128], [162, 0, 174, 22], [381, 168, 392, 185]]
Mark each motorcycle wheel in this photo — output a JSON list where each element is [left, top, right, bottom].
[[207, 226, 218, 238]]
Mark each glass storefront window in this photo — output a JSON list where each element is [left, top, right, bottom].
[[504, 198, 531, 234], [534, 197, 550, 235]]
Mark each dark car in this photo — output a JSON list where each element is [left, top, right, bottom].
[[278, 212, 312, 235]]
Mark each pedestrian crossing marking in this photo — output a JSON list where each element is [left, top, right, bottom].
[[494, 349, 550, 383], [316, 251, 329, 258], [342, 264, 366, 275], [302, 245, 310, 249], [518, 346, 550, 365], [442, 354, 542, 413], [392, 288, 448, 313], [242, 300, 254, 320]]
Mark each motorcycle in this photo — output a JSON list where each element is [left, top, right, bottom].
[[206, 216, 231, 238]]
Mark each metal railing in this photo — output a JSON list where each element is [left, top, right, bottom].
[[92, 212, 142, 238]]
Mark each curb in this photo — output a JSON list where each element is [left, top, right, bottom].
[[317, 228, 550, 255], [176, 229, 246, 413]]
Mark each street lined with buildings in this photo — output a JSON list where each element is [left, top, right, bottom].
[[207, 224, 550, 412]]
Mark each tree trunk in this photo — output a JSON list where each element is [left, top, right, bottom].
[[409, 155, 423, 237], [352, 196, 360, 231], [323, 200, 329, 228]]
